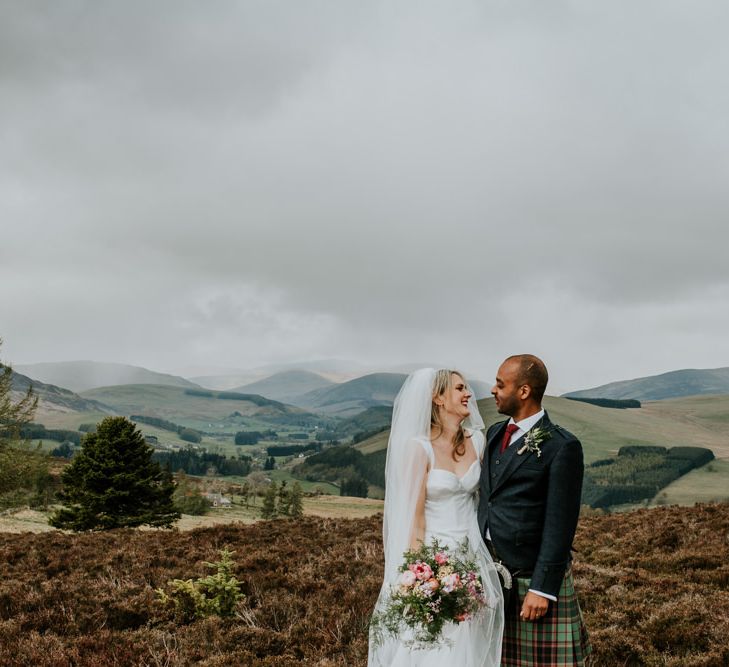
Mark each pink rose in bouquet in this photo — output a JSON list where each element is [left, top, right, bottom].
[[409, 561, 434, 581], [434, 551, 449, 565]]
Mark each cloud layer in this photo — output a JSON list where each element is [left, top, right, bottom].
[[2, 1, 728, 390]]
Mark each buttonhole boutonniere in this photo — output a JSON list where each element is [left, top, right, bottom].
[[517, 426, 552, 458]]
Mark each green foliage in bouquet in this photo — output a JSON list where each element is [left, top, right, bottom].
[[156, 548, 245, 623], [370, 539, 488, 649]]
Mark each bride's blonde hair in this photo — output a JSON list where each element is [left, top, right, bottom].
[[431, 369, 467, 461]]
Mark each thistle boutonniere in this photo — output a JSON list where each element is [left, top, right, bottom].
[[517, 426, 552, 458]]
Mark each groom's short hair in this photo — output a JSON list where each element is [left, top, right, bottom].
[[507, 354, 548, 403]]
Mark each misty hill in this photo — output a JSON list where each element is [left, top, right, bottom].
[[334, 405, 393, 438], [8, 369, 114, 417], [80, 384, 323, 429], [191, 359, 367, 389], [231, 370, 335, 403], [354, 393, 729, 463], [564, 366, 729, 401], [293, 373, 408, 417], [15, 361, 199, 394]]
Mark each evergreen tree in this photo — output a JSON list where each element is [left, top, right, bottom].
[[0, 340, 38, 441], [0, 340, 48, 507], [289, 482, 304, 518], [240, 480, 251, 507], [49, 416, 180, 530], [261, 481, 278, 520], [278, 479, 291, 516], [264, 456, 276, 470], [340, 474, 369, 498]]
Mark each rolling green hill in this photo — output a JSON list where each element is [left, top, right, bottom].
[[354, 394, 729, 463], [232, 370, 335, 403], [80, 384, 328, 433], [334, 405, 393, 438], [565, 366, 729, 400], [16, 361, 199, 393]]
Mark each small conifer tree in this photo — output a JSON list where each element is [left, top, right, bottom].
[[289, 482, 304, 518], [50, 416, 179, 530], [278, 479, 291, 516], [261, 480, 278, 520]]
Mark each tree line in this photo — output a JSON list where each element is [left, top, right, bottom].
[[153, 449, 252, 477], [582, 445, 715, 508]]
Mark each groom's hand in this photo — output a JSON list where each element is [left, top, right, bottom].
[[520, 592, 550, 622]]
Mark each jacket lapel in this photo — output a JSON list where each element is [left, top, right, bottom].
[[491, 412, 551, 495], [483, 421, 508, 496]]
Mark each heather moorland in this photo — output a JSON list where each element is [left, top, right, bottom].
[[1, 503, 728, 666]]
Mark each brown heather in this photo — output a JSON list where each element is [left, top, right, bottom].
[[1, 504, 728, 666]]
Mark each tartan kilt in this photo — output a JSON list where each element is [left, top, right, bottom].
[[501, 569, 591, 666]]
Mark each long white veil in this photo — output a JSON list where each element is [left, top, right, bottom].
[[368, 368, 500, 666]]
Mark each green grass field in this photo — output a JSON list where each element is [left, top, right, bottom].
[[650, 459, 729, 506], [265, 468, 340, 495]]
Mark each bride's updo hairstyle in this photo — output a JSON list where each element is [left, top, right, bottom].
[[431, 369, 467, 461]]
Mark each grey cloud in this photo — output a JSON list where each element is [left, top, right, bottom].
[[1, 1, 728, 388]]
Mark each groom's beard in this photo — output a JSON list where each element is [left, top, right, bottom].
[[494, 394, 520, 417]]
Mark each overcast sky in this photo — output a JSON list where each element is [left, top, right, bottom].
[[1, 1, 728, 392]]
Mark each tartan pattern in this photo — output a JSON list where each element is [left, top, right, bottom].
[[502, 570, 592, 666]]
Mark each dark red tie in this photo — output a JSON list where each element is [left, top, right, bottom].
[[499, 423, 520, 455]]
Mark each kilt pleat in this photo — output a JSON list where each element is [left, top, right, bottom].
[[501, 569, 591, 666]]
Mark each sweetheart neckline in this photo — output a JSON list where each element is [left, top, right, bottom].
[[429, 458, 479, 481]]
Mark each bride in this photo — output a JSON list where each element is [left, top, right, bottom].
[[368, 368, 504, 666]]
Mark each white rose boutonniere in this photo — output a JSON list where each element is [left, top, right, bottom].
[[517, 426, 552, 458]]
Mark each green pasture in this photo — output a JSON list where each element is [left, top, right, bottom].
[[355, 394, 729, 464], [650, 459, 729, 506], [265, 468, 340, 495]]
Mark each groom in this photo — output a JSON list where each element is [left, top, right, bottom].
[[478, 354, 591, 666]]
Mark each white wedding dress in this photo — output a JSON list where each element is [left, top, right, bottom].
[[388, 431, 503, 667], [368, 369, 503, 667]]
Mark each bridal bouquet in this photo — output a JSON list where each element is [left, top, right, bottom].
[[370, 539, 488, 649]]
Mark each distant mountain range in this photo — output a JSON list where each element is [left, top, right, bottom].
[[292, 372, 408, 416], [15, 361, 199, 393], [9, 369, 113, 416], [233, 370, 490, 416], [190, 359, 368, 390], [564, 367, 729, 401], [232, 370, 335, 403]]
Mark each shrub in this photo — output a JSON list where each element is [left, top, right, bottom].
[[173, 474, 208, 516], [156, 548, 244, 623], [178, 428, 202, 444]]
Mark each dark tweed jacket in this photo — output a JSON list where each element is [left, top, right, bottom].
[[477, 411, 584, 598]]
